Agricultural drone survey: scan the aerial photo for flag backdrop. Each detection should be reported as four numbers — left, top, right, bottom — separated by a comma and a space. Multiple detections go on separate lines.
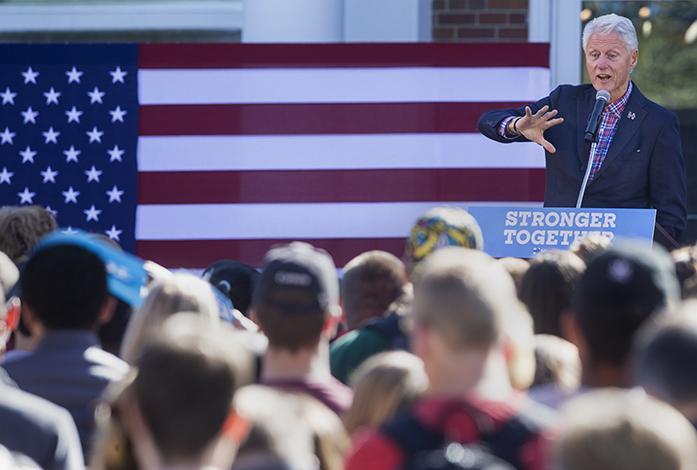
0, 43, 549, 268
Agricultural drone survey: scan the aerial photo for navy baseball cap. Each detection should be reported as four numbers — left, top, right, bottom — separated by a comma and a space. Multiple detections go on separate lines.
254, 242, 338, 315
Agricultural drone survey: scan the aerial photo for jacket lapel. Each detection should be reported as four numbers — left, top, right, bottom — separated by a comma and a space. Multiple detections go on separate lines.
589, 83, 649, 183
576, 87, 596, 172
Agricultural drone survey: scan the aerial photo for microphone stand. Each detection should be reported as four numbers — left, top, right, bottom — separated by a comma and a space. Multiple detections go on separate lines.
576, 141, 597, 208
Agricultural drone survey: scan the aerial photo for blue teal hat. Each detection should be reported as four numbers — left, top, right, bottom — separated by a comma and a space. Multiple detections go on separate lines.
34, 230, 148, 307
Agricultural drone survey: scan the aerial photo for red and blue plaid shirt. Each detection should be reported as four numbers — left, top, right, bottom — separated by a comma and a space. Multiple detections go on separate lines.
498, 82, 633, 181
588, 82, 632, 180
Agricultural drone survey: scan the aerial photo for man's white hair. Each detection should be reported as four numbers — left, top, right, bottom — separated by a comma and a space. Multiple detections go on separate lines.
582, 13, 638, 53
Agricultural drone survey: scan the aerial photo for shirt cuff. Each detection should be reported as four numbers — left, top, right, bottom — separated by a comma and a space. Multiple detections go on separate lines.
498, 116, 520, 140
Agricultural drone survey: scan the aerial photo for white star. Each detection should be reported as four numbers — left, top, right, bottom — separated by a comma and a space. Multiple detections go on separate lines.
40, 166, 58, 183
42, 127, 59, 144
1, 88, 16, 105
106, 185, 124, 203
17, 187, 35, 204
105, 225, 122, 241
0, 167, 13, 184
83, 205, 102, 222
19, 146, 37, 163
45, 206, 57, 217
62, 186, 80, 204
109, 106, 127, 123
108, 145, 124, 162
65, 106, 83, 123
88, 87, 105, 104
63, 145, 80, 162
85, 165, 102, 183
22, 67, 39, 84
86, 126, 103, 143
66, 66, 83, 84
43, 87, 61, 105
21, 107, 38, 124
0, 127, 15, 144
110, 66, 127, 84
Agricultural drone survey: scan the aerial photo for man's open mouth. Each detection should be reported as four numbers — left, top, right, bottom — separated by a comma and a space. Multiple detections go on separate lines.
597, 74, 612, 81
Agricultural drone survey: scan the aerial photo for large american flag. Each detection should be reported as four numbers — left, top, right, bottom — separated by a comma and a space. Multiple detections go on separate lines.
0, 43, 549, 268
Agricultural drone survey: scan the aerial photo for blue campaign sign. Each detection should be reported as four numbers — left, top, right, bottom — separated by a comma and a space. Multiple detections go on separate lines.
467, 206, 656, 258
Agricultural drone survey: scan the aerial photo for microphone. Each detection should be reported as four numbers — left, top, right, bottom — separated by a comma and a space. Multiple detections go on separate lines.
584, 89, 611, 142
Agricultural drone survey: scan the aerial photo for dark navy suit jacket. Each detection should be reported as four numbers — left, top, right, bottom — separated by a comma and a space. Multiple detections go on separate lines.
477, 83, 687, 246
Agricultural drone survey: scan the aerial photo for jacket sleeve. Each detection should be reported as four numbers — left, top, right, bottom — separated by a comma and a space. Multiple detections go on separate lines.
476, 87, 562, 144
649, 111, 687, 243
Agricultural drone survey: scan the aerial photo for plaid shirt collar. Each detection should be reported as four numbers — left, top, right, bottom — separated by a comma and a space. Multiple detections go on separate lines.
604, 81, 633, 118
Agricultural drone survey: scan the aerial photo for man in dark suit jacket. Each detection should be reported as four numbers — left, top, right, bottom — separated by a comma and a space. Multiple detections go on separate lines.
478, 13, 686, 248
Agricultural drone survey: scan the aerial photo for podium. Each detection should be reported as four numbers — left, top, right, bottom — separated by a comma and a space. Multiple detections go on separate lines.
467, 206, 657, 258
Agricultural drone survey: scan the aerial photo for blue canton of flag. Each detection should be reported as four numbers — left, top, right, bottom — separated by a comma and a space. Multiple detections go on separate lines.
0, 45, 138, 253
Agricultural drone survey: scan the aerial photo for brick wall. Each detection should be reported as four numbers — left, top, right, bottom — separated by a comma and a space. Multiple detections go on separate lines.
433, 0, 529, 42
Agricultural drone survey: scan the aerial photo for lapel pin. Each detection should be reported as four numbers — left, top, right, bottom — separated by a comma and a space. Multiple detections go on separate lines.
627, 111, 636, 120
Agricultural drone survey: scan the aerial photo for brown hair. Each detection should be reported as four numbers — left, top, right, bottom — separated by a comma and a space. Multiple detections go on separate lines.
341, 251, 408, 329
0, 206, 57, 263
254, 301, 326, 353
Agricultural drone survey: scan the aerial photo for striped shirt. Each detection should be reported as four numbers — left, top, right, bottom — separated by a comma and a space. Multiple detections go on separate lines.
588, 82, 632, 180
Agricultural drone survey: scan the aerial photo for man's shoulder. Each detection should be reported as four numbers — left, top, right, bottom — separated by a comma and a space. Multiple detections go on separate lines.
0, 384, 75, 435
551, 83, 594, 103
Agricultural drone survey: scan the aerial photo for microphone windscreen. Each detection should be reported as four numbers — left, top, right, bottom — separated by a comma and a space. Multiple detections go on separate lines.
596, 89, 611, 102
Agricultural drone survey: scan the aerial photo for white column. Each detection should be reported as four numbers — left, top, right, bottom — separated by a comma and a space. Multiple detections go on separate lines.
528, 0, 582, 89
243, 0, 344, 42
344, 0, 431, 42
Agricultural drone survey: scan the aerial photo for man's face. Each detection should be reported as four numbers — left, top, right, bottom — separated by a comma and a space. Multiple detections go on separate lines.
585, 32, 638, 102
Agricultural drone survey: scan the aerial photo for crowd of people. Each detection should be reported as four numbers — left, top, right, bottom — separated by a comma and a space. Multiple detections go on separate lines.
1, 203, 697, 470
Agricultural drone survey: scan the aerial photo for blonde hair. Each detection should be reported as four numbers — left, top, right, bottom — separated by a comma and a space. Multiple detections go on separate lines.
413, 247, 518, 351
120, 273, 219, 363
556, 388, 697, 470
532, 334, 581, 391
344, 351, 427, 435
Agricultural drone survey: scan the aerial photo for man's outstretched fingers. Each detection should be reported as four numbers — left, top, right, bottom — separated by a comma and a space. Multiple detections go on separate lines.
533, 105, 549, 118
540, 138, 556, 154
544, 117, 564, 129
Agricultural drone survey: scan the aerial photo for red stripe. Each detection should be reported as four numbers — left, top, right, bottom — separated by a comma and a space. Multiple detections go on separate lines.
136, 238, 408, 268
138, 169, 545, 204
139, 43, 550, 69
139, 102, 524, 136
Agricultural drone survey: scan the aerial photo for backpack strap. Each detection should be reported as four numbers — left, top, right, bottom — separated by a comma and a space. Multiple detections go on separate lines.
363, 313, 410, 351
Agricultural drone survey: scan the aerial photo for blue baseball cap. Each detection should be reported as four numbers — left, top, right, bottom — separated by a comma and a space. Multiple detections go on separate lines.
34, 230, 148, 307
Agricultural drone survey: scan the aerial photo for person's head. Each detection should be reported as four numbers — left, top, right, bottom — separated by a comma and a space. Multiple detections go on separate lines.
0, 251, 19, 353
582, 13, 638, 102
252, 242, 339, 353
531, 334, 581, 391
555, 388, 697, 470
404, 207, 483, 277
520, 250, 585, 337
570, 242, 680, 386
344, 351, 428, 435
632, 302, 697, 423
0, 206, 57, 264
671, 246, 697, 299
495, 257, 529, 298
341, 250, 408, 330
120, 314, 252, 469
120, 273, 220, 363
234, 385, 349, 470
411, 247, 520, 390
202, 260, 260, 316
569, 233, 612, 264
20, 243, 112, 333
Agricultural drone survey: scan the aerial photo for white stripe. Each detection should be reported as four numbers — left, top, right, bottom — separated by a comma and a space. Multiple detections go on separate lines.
138, 133, 545, 171
136, 202, 542, 240
139, 67, 550, 104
